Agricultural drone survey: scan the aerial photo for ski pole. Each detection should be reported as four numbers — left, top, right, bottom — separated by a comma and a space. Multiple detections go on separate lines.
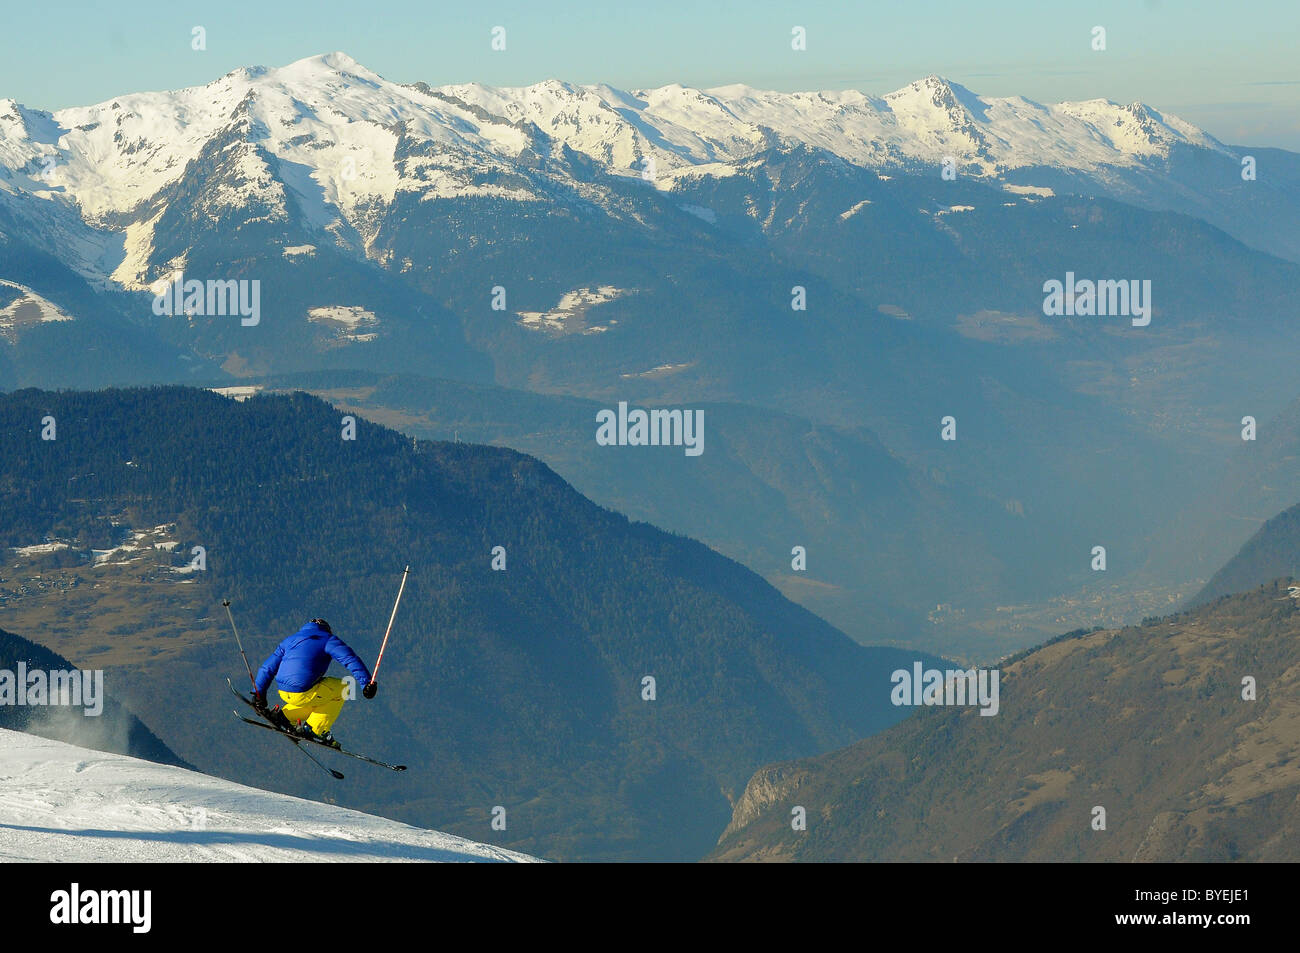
369, 566, 409, 687
222, 599, 258, 691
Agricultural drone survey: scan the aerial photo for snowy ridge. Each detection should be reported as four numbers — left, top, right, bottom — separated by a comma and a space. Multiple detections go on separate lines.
0, 54, 1230, 220
0, 53, 1257, 290
26, 53, 536, 223
0, 729, 537, 862
702, 76, 1228, 175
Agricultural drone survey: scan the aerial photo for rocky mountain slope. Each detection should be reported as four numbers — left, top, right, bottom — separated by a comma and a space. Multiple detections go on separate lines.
711, 581, 1300, 862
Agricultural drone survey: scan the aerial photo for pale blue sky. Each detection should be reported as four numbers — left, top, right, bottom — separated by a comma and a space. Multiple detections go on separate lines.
5, 0, 1297, 148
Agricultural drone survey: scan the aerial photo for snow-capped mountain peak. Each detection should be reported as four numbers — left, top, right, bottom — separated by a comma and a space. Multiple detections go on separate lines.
277, 50, 378, 80
0, 52, 1252, 291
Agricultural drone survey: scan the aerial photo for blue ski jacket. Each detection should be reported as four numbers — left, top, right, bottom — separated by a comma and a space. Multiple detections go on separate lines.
255, 621, 372, 695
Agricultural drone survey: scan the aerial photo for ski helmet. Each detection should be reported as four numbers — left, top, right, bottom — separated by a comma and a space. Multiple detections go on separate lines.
311, 618, 332, 634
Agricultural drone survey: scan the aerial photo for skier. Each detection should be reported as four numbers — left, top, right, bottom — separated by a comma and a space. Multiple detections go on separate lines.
250, 619, 377, 747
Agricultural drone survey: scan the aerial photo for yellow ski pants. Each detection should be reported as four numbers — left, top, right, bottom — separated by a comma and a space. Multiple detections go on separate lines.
278, 676, 347, 734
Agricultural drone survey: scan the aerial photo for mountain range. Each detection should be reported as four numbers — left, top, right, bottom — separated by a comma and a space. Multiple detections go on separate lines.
3, 52, 1296, 272
3, 52, 1298, 660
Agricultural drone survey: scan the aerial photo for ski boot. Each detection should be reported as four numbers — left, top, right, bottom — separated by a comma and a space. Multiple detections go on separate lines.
264, 705, 293, 732
293, 721, 339, 748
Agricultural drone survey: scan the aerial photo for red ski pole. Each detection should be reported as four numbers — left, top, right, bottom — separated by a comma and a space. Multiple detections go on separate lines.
368, 566, 409, 687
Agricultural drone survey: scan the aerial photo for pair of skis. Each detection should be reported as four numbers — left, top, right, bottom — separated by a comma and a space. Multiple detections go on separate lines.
227, 677, 405, 777
222, 566, 410, 780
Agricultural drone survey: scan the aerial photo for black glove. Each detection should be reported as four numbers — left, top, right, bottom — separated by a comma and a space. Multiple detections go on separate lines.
362, 681, 377, 699
250, 690, 267, 712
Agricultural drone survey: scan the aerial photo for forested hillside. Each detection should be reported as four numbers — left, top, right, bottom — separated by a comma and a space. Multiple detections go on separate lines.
0, 386, 940, 860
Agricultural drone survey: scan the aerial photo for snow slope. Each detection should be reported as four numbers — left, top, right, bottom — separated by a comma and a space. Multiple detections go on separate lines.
0, 729, 536, 862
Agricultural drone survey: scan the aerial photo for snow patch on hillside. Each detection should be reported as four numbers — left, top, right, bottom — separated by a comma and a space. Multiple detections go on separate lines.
1003, 184, 1054, 198
621, 361, 694, 379
209, 385, 262, 400
10, 542, 71, 557
308, 304, 374, 328
8, 524, 188, 573
308, 305, 378, 343
518, 286, 628, 336
840, 199, 872, 220
88, 525, 182, 567
680, 203, 716, 223
0, 279, 74, 340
